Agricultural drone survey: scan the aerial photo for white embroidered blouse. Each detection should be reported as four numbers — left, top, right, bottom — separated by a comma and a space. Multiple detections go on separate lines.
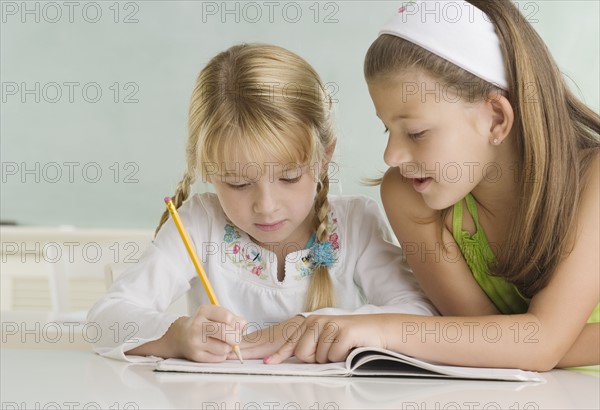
87, 193, 437, 361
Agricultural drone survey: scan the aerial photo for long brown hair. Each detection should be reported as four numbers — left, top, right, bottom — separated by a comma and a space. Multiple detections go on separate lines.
156, 44, 337, 310
364, 0, 599, 297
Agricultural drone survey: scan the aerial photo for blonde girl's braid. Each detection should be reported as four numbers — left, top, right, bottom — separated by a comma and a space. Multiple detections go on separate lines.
304, 172, 335, 311
154, 171, 196, 237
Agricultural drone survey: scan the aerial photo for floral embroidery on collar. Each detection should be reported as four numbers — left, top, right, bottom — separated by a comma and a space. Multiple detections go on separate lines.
223, 224, 268, 280
222, 212, 340, 281
293, 212, 340, 280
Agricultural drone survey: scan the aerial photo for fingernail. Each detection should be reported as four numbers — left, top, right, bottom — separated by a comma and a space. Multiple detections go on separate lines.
263, 356, 271, 364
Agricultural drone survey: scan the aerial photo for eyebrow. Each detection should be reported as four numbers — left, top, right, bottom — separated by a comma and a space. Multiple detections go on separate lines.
215, 161, 311, 177
375, 112, 415, 121
220, 167, 306, 179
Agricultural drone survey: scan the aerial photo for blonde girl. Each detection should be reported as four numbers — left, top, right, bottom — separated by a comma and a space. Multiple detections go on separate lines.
268, 1, 599, 370
88, 43, 436, 362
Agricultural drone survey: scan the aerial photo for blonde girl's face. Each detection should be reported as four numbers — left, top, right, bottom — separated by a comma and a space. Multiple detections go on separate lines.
368, 71, 498, 210
210, 158, 318, 250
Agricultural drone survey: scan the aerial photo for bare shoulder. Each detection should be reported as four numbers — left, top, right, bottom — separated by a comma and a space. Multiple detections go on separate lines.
380, 167, 444, 252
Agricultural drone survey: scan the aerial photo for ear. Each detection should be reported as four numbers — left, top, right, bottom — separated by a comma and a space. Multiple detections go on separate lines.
486, 93, 514, 145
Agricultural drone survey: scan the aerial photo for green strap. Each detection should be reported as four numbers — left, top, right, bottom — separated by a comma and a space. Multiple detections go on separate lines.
465, 193, 482, 229
453, 194, 529, 314
452, 198, 464, 248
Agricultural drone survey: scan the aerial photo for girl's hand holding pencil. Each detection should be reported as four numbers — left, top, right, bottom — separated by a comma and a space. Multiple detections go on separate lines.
173, 305, 247, 363
164, 197, 245, 363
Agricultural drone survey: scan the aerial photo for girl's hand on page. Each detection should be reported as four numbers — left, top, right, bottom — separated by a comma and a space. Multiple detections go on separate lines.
226, 315, 305, 360
265, 315, 388, 364
176, 304, 246, 363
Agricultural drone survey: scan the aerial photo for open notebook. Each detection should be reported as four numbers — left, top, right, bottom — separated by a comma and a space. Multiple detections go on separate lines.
155, 346, 545, 382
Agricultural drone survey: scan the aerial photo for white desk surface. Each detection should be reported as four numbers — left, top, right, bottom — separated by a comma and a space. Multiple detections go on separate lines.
1, 348, 598, 410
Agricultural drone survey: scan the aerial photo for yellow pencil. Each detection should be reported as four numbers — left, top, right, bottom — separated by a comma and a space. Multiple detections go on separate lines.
164, 196, 244, 364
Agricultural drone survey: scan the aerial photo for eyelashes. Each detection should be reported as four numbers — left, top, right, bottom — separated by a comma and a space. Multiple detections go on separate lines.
383, 127, 427, 140
281, 176, 302, 184
226, 183, 250, 190
226, 176, 302, 190
408, 131, 426, 140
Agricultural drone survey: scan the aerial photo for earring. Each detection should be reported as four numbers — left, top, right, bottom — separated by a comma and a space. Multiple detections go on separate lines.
492, 138, 501, 146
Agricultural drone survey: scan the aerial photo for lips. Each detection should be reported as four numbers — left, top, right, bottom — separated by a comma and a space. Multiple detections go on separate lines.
255, 220, 286, 232
412, 177, 433, 193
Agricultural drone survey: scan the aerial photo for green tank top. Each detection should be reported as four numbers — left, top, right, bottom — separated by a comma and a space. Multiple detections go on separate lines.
452, 193, 599, 323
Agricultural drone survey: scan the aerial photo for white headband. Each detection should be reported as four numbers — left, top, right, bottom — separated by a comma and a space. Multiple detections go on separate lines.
379, 0, 509, 90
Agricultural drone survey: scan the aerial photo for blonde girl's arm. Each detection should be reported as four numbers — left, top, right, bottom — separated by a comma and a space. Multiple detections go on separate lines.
86, 241, 191, 362
87, 195, 245, 362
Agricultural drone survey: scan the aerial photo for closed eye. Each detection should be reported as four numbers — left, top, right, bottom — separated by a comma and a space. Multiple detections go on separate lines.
226, 183, 250, 190
281, 176, 302, 184
408, 131, 427, 140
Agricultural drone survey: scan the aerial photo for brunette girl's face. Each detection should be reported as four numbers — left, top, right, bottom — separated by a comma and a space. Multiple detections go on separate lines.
368, 70, 500, 210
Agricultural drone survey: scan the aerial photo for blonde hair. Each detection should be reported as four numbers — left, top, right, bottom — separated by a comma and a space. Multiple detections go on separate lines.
364, 0, 600, 297
156, 44, 337, 311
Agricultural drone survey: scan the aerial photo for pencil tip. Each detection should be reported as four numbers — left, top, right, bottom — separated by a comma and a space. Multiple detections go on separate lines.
233, 346, 244, 364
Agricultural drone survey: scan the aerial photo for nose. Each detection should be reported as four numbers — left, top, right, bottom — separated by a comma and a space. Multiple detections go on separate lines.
383, 134, 411, 168
252, 183, 279, 215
